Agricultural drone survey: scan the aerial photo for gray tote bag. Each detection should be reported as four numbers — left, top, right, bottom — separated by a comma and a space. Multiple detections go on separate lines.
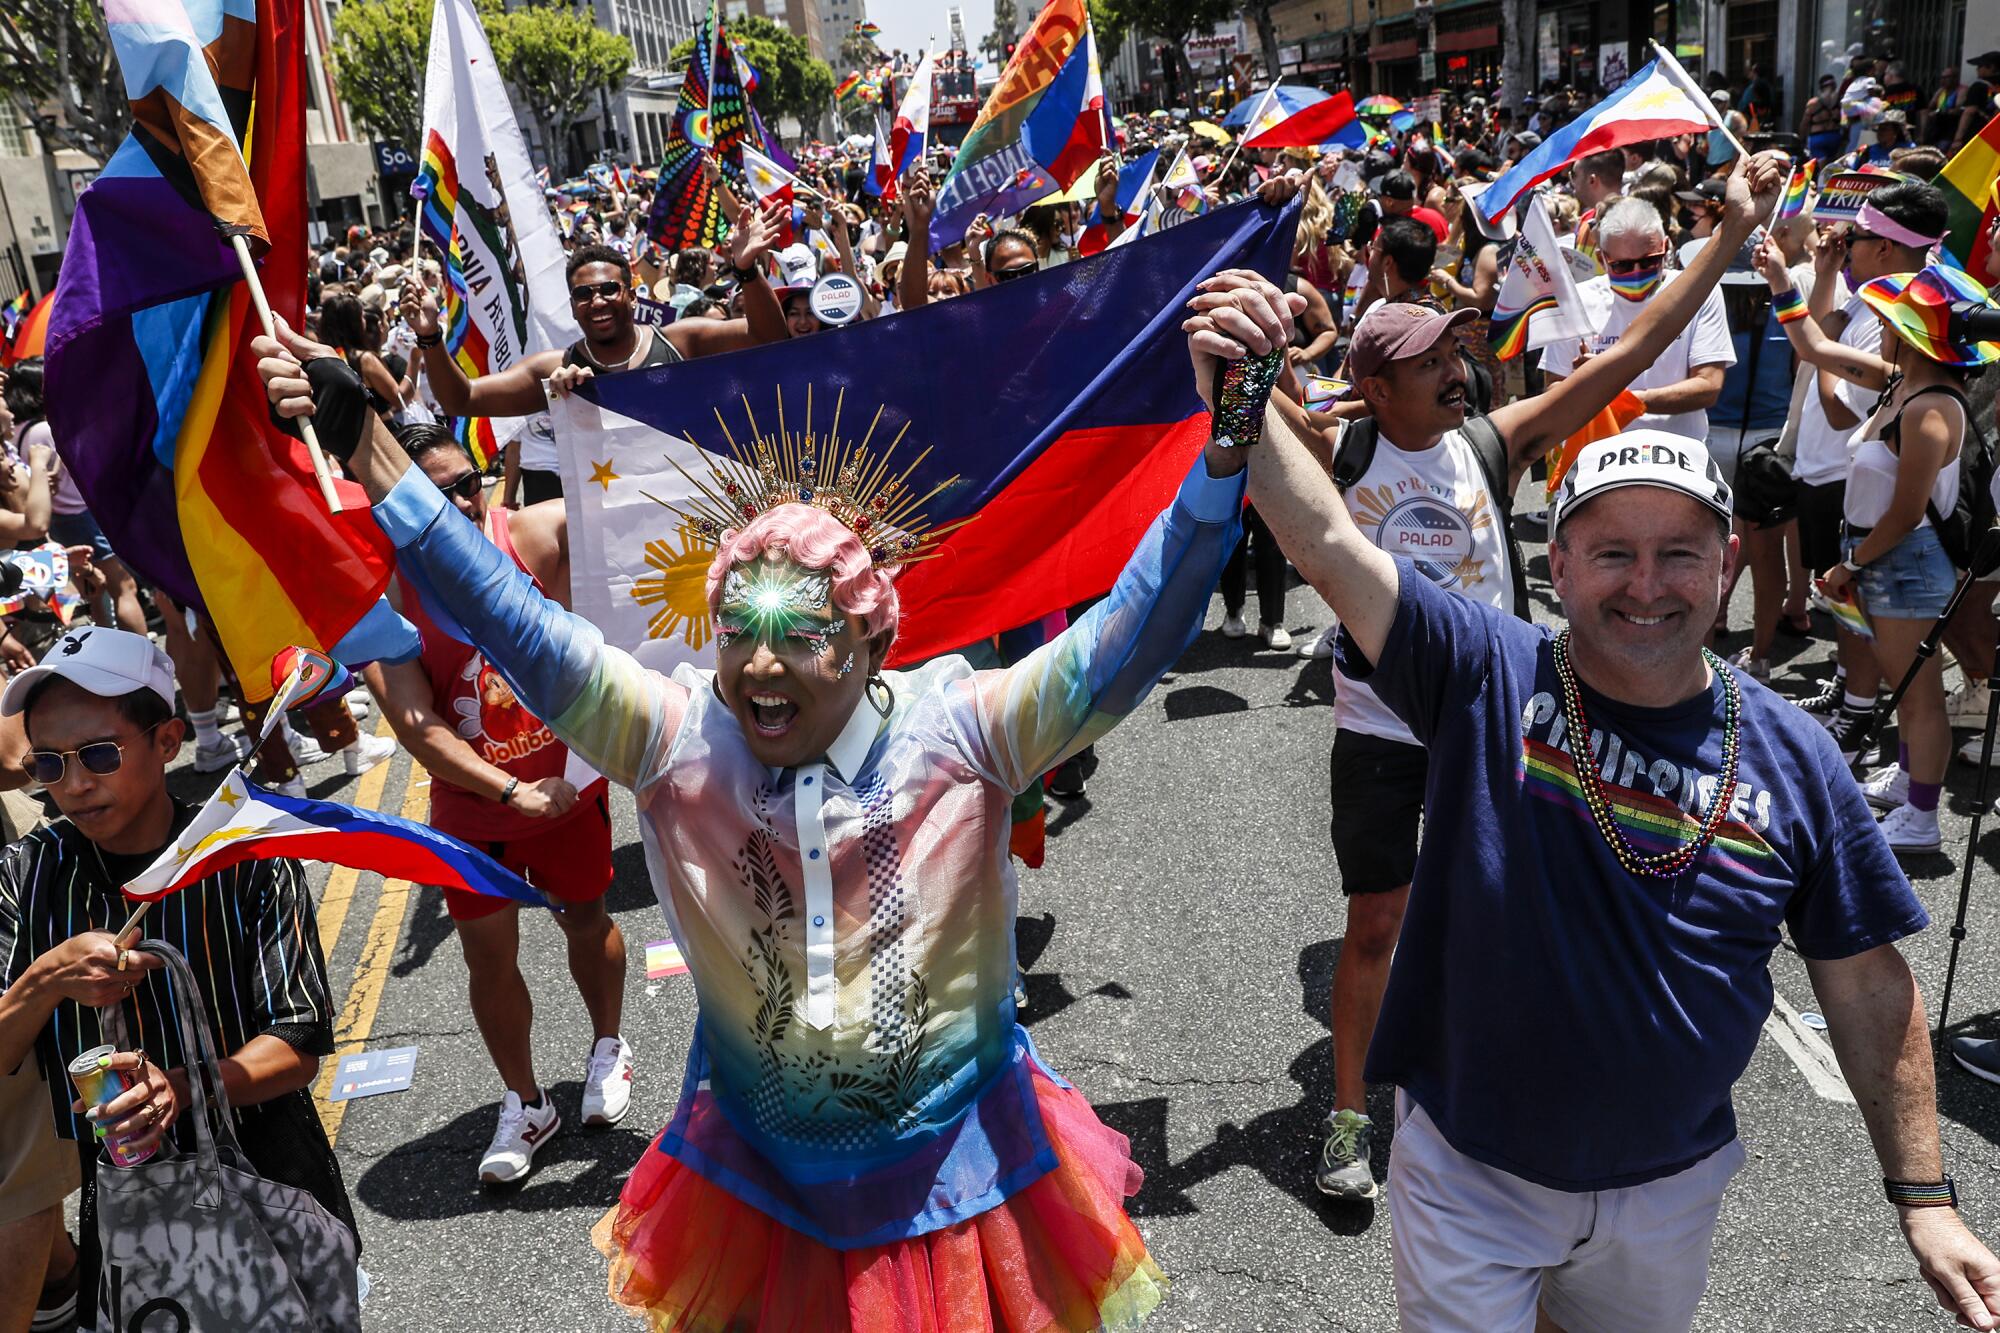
94, 941, 360, 1332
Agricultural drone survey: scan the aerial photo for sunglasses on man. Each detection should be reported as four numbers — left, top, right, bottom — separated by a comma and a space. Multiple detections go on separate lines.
1603, 249, 1669, 276
569, 280, 625, 304
28, 719, 168, 786
437, 472, 482, 502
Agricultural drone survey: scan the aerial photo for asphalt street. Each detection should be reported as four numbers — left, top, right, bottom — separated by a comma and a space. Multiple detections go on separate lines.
227, 528, 2000, 1333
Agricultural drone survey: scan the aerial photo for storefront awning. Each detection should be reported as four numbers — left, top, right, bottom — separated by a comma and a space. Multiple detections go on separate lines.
1369, 37, 1420, 62
1435, 25, 1499, 53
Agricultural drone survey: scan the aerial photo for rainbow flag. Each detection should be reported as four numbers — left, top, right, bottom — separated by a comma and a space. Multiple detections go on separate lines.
855, 19, 879, 36
44, 0, 406, 702
649, 9, 751, 248
1935, 114, 2000, 277
1775, 158, 1816, 223
1813, 585, 1872, 640
835, 71, 863, 100
0, 290, 28, 341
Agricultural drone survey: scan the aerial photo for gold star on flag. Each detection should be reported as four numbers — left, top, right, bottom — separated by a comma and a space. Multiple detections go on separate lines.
589, 460, 620, 491
216, 782, 242, 809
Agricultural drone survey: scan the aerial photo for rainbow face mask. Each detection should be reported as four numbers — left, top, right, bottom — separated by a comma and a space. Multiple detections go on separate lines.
1609, 262, 1665, 302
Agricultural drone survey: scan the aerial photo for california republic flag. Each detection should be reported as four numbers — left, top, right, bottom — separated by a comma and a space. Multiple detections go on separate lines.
417, 0, 576, 464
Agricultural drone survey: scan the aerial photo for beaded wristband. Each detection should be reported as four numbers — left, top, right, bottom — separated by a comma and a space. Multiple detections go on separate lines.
1885, 1177, 1957, 1209
1210, 349, 1287, 449
1772, 286, 1808, 324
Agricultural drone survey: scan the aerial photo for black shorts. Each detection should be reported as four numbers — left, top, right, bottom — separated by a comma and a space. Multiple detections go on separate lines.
1794, 478, 1847, 574
1329, 730, 1428, 896
520, 467, 564, 506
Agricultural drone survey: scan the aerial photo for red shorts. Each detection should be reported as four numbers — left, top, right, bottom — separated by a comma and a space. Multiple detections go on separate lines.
440, 787, 615, 921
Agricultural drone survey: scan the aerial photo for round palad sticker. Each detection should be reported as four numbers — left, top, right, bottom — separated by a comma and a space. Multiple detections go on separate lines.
810, 272, 866, 326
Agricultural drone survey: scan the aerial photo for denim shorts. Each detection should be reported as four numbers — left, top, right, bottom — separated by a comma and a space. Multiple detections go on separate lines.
47, 510, 115, 565
1846, 526, 1957, 621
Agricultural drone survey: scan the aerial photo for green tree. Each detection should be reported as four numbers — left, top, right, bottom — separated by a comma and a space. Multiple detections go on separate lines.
1091, 0, 1231, 106
489, 1, 632, 175
329, 0, 434, 154
980, 0, 1016, 65
671, 15, 835, 137
0, 0, 128, 162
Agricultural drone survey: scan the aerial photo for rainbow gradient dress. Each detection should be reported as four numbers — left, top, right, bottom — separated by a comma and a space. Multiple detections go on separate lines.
374, 454, 1247, 1330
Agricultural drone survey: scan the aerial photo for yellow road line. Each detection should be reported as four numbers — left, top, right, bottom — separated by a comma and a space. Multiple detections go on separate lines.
316, 758, 429, 1143
314, 715, 396, 962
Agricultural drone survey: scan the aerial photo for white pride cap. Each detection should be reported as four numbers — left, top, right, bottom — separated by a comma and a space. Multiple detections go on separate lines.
0, 627, 176, 718
1551, 429, 1734, 539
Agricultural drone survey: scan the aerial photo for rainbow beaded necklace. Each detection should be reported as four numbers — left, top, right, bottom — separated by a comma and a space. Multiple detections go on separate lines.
1550, 630, 1742, 880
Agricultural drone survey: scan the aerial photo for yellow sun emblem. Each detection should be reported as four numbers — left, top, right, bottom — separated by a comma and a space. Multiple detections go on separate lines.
631, 520, 717, 650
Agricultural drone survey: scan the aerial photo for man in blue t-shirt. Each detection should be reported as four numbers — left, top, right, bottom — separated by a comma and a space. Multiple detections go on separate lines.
1183, 273, 2000, 1332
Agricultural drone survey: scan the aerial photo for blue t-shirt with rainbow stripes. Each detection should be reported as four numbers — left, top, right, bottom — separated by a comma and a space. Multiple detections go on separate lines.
1337, 562, 1926, 1192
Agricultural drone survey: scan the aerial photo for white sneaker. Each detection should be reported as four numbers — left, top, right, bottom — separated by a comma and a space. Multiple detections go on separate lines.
342, 731, 397, 777
277, 776, 308, 799
290, 733, 329, 765
1859, 764, 1909, 812
345, 687, 371, 720
1220, 614, 1248, 638
1297, 625, 1338, 659
1260, 624, 1293, 652
1959, 733, 2000, 766
192, 733, 247, 774
479, 1089, 560, 1185
581, 1036, 634, 1126
1876, 803, 1942, 854
1949, 681, 1992, 729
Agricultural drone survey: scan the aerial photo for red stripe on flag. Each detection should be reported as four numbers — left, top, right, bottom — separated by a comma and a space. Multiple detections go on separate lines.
1245, 91, 1357, 149
887, 414, 1209, 666
128, 826, 504, 901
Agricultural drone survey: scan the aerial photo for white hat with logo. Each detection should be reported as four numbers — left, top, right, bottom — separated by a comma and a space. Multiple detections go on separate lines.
1, 628, 177, 717
1550, 430, 1734, 539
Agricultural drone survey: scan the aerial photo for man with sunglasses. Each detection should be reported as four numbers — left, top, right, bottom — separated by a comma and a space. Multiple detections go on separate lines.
0, 626, 353, 1310
402, 198, 791, 507
1540, 195, 1735, 446
359, 423, 626, 1187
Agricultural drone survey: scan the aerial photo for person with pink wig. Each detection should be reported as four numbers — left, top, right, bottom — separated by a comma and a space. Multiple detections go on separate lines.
251, 271, 1303, 1330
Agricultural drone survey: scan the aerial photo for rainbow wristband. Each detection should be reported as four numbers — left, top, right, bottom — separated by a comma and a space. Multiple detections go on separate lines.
1884, 1176, 1957, 1209
1773, 286, 1808, 324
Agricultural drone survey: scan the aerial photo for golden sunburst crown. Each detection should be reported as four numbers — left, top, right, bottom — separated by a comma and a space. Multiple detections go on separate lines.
660, 386, 968, 570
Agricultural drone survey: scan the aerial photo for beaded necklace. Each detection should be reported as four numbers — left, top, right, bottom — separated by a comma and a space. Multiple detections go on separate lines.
1551, 630, 1742, 880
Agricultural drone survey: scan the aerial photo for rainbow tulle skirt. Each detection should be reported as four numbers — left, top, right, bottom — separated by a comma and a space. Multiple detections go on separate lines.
593, 1067, 1167, 1332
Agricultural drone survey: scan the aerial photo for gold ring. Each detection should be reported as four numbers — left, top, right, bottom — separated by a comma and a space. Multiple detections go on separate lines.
145, 1103, 159, 1125
115, 948, 128, 973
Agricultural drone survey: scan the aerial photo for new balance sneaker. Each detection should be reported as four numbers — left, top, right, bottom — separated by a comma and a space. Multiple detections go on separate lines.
1952, 1036, 2000, 1085
1876, 803, 1942, 855
1727, 648, 1771, 683
1823, 707, 1873, 765
1859, 764, 1910, 812
1949, 681, 1993, 730
342, 731, 397, 778
480, 1089, 560, 1185
1220, 614, 1248, 639
581, 1036, 634, 1127
1314, 1107, 1378, 1201
1260, 624, 1293, 652
192, 733, 248, 774
1297, 625, 1338, 660
1797, 673, 1846, 718
1961, 733, 2000, 766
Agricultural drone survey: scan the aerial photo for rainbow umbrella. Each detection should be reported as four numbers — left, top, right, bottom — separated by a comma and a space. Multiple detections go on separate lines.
1356, 95, 1404, 116
2, 292, 53, 365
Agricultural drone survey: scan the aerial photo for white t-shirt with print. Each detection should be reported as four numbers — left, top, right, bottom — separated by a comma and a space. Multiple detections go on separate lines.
1537, 269, 1737, 442
1330, 423, 1514, 746
1791, 292, 1883, 487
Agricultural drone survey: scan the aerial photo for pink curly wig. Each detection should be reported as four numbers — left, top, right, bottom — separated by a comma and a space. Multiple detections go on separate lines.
704, 503, 901, 643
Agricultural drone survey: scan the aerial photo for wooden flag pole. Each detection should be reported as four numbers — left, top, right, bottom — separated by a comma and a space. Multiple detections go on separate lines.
1647, 40, 1750, 162
230, 234, 344, 514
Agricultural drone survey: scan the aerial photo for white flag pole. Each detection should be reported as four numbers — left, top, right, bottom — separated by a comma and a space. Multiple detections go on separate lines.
1216, 78, 1281, 180
1647, 39, 1748, 161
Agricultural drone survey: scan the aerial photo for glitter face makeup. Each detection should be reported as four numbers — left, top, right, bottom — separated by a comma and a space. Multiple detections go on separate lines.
715, 560, 839, 659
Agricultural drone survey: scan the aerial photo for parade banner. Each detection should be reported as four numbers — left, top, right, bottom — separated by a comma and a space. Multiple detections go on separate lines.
418, 0, 577, 467
46, 0, 407, 700
1810, 169, 1910, 223
929, 0, 1107, 249
555, 200, 1300, 670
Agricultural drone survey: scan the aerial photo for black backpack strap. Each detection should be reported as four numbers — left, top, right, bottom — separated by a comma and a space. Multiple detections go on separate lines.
1330, 417, 1379, 493
1459, 414, 1534, 622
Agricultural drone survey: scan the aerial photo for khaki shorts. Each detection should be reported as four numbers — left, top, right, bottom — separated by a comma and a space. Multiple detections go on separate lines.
0, 1056, 79, 1226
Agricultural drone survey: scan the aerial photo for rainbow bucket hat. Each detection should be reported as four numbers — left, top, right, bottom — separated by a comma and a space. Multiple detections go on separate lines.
1855, 263, 2000, 368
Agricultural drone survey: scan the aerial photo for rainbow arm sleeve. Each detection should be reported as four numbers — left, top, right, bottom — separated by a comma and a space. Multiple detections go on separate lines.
374, 468, 677, 790
962, 457, 1245, 794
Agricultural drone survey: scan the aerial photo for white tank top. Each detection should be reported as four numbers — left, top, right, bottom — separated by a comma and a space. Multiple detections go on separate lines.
1842, 388, 1966, 530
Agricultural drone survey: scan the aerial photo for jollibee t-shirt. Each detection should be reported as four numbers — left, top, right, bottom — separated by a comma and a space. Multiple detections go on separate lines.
1337, 565, 1926, 1191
